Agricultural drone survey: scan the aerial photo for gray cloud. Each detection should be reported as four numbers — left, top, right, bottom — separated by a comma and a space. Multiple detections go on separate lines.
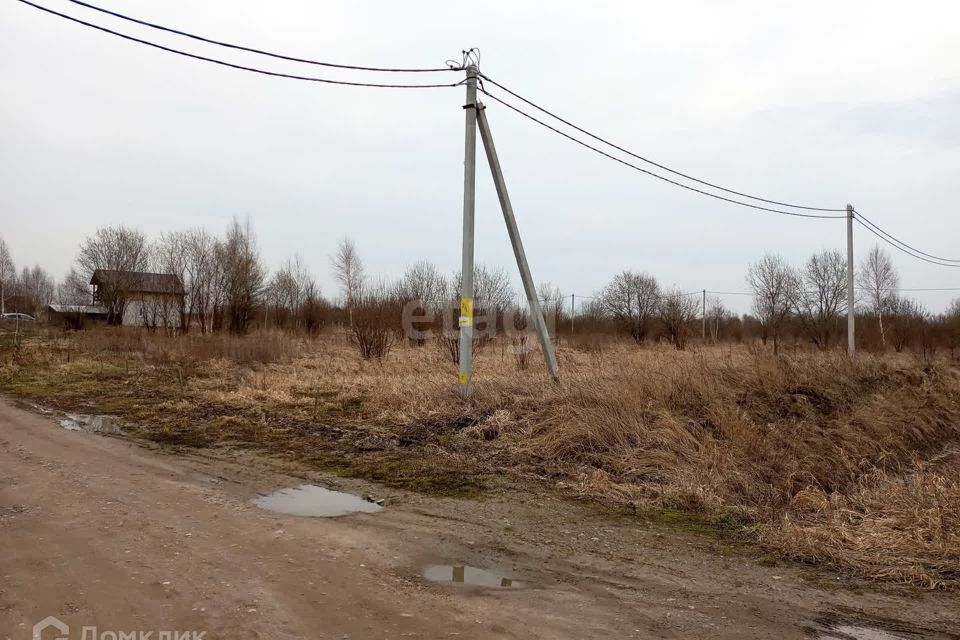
1, 0, 958, 314
751, 89, 960, 147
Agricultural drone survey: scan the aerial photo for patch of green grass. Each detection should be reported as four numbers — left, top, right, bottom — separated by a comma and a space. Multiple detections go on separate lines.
299, 447, 486, 498
651, 509, 720, 536
714, 507, 756, 530
799, 571, 842, 591
757, 553, 781, 567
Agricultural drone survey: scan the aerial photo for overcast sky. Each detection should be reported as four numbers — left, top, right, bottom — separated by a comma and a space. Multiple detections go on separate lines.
2, 0, 958, 313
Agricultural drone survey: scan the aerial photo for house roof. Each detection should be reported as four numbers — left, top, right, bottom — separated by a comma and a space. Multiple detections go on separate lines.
89, 270, 185, 295
48, 304, 109, 315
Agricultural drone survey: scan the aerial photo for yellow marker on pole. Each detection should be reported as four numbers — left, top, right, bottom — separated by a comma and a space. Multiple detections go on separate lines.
459, 297, 473, 327
458, 298, 473, 387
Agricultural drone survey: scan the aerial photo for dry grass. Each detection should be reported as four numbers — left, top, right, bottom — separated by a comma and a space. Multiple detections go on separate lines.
762, 460, 960, 588
2, 328, 959, 587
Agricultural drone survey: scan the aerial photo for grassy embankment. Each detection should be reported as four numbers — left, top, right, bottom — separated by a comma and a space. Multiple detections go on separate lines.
1, 327, 958, 588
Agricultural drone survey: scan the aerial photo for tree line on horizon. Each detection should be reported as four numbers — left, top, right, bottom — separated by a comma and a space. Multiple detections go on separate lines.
1, 221, 958, 360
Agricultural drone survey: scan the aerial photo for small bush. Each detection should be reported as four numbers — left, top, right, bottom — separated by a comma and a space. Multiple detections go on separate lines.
511, 334, 531, 370
350, 296, 397, 360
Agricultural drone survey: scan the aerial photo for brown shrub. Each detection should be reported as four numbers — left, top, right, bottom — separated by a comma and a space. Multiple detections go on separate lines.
350, 297, 397, 360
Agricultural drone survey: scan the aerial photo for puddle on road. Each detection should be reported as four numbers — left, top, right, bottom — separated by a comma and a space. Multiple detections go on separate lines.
816, 624, 908, 640
250, 484, 382, 518
58, 414, 121, 434
422, 565, 523, 588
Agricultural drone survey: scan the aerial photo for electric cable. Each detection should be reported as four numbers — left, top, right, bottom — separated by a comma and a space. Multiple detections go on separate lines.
853, 218, 960, 268
479, 73, 846, 213
62, 0, 460, 73
479, 89, 845, 219
14, 0, 462, 89
18, 0, 960, 274
854, 210, 960, 263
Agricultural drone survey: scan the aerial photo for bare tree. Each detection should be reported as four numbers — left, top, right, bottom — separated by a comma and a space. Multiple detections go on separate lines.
945, 298, 960, 360
476, 265, 515, 319
300, 277, 329, 335
452, 265, 515, 315
888, 296, 926, 353
15, 265, 55, 316
791, 249, 848, 350
267, 254, 314, 329
153, 231, 190, 333
182, 229, 219, 334
949, 298, 960, 319
53, 268, 96, 329
0, 236, 16, 315
396, 260, 447, 312
75, 226, 150, 325
707, 296, 727, 341
538, 281, 566, 335
746, 253, 792, 353
857, 245, 899, 348
331, 237, 365, 324
210, 239, 230, 333
220, 218, 264, 334
395, 260, 447, 345
450, 265, 516, 340
598, 270, 661, 343
658, 289, 699, 350
56, 269, 91, 306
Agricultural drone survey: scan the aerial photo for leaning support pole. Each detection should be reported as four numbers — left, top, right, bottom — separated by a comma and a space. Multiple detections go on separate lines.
476, 103, 560, 381
846, 203, 856, 357
457, 64, 479, 397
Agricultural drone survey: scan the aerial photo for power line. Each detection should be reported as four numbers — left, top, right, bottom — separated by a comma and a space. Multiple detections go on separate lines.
63, 0, 459, 73
15, 0, 461, 89
854, 210, 960, 263
18, 2, 960, 276
853, 218, 960, 268
479, 73, 846, 214
882, 287, 960, 292
710, 291, 752, 297
570, 290, 705, 301
479, 89, 845, 220
708, 287, 960, 296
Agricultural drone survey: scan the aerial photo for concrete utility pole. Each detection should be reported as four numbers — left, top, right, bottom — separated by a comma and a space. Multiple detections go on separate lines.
457, 64, 479, 397
702, 289, 706, 341
846, 203, 856, 357
476, 103, 560, 382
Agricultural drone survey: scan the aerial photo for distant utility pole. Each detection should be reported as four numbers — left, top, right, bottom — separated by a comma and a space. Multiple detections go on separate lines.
457, 64, 479, 397
846, 203, 856, 357
570, 293, 575, 335
476, 103, 560, 382
702, 289, 706, 341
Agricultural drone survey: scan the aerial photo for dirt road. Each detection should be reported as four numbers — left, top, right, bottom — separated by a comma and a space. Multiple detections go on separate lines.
1, 398, 957, 639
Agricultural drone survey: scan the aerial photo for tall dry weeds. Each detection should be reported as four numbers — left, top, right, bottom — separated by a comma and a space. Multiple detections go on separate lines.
5, 329, 960, 586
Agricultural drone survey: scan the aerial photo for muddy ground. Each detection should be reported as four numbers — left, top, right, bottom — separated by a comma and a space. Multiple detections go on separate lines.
1, 398, 958, 639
